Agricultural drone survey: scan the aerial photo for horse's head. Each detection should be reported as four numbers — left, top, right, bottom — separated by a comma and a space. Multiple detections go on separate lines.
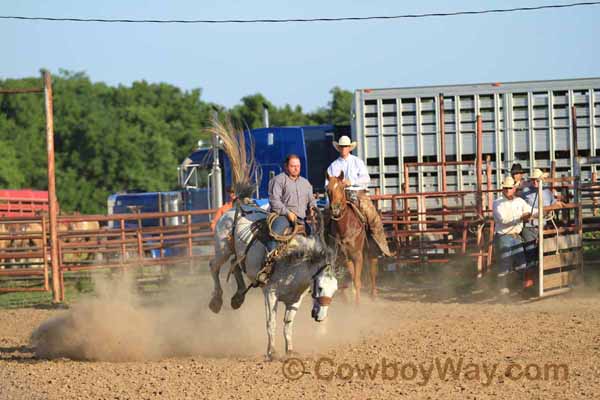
311, 263, 338, 322
326, 172, 347, 219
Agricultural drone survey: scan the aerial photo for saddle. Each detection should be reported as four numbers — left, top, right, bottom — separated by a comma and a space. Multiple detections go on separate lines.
229, 203, 307, 285
254, 214, 309, 285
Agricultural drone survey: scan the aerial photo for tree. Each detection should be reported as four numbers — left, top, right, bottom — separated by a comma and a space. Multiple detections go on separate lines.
0, 70, 354, 214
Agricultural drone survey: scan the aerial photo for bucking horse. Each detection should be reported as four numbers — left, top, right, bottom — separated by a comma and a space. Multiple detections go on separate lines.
206, 118, 338, 361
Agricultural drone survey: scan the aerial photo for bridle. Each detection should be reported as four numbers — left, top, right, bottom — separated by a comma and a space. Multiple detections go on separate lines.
311, 264, 333, 306
328, 179, 348, 222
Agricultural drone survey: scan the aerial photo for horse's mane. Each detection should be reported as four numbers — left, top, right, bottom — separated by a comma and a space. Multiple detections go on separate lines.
282, 235, 325, 264
207, 117, 259, 200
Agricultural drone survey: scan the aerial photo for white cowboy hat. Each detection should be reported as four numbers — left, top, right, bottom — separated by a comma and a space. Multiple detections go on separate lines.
501, 175, 516, 189
333, 135, 357, 152
531, 168, 549, 180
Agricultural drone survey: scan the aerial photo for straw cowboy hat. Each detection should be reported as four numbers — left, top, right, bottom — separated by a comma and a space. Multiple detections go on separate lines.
333, 135, 357, 152
531, 168, 549, 180
501, 175, 516, 189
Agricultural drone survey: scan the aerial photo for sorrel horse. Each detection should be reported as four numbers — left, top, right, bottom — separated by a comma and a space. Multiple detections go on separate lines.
326, 172, 379, 304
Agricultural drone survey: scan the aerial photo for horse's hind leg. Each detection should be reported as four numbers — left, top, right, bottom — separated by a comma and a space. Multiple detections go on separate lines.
368, 256, 379, 299
230, 265, 247, 310
208, 251, 230, 313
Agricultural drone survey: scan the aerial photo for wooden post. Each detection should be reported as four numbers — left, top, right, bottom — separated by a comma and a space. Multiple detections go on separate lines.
43, 71, 61, 303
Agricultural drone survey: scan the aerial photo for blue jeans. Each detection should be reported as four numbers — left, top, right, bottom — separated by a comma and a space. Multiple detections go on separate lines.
521, 226, 538, 270
495, 233, 526, 276
266, 216, 290, 252
265, 215, 311, 252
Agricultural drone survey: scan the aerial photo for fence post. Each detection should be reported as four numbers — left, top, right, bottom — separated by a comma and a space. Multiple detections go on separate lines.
120, 219, 127, 263
537, 177, 544, 297
43, 71, 61, 303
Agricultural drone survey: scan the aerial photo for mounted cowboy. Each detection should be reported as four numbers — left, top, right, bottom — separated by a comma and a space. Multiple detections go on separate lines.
260, 154, 318, 283
207, 118, 338, 360
325, 135, 394, 258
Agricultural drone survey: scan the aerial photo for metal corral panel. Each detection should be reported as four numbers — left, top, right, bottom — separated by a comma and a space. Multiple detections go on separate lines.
352, 78, 600, 195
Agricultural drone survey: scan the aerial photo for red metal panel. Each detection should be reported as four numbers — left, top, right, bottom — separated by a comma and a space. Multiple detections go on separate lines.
0, 189, 50, 217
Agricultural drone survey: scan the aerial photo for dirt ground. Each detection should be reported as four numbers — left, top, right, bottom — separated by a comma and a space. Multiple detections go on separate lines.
1, 272, 599, 400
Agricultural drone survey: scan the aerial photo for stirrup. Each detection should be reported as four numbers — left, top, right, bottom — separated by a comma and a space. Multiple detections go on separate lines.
256, 270, 269, 286
256, 249, 277, 285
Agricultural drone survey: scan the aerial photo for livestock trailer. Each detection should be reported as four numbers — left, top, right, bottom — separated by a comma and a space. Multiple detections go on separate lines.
352, 78, 600, 199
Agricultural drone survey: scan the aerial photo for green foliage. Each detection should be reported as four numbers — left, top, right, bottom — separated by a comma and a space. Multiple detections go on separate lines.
0, 71, 352, 214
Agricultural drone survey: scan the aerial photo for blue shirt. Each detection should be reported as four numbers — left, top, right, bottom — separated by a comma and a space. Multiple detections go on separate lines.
520, 185, 555, 226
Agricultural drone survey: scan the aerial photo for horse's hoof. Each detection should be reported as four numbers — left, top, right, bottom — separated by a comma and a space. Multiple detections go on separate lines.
285, 350, 300, 358
209, 296, 223, 314
230, 292, 246, 310
265, 351, 278, 362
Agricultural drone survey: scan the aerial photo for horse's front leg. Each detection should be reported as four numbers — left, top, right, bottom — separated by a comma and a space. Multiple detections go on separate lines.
263, 289, 278, 361
368, 256, 379, 299
208, 251, 230, 313
231, 265, 247, 310
342, 258, 355, 304
351, 251, 363, 305
283, 299, 303, 355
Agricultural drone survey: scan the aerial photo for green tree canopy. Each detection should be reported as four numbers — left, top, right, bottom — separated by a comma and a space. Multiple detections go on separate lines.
0, 71, 352, 213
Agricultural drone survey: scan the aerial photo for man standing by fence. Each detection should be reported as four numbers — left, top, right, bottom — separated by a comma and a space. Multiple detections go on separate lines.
519, 169, 564, 285
493, 176, 537, 295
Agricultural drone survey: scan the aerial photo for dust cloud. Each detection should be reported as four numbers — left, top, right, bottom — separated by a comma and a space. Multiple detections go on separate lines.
31, 268, 395, 362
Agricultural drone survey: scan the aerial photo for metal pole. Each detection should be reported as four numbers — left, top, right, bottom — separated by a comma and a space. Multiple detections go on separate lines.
439, 94, 448, 237
537, 176, 544, 298
263, 104, 270, 128
476, 115, 483, 218
43, 71, 61, 303
439, 94, 447, 193
211, 111, 223, 210
571, 105, 578, 171
486, 156, 494, 270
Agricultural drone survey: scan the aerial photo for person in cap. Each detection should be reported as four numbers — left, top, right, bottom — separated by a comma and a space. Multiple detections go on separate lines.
510, 163, 527, 194
520, 168, 561, 210
492, 175, 538, 294
325, 135, 394, 257
519, 169, 564, 281
210, 186, 237, 232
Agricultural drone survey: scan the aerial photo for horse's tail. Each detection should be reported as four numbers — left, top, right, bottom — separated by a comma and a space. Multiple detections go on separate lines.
207, 116, 259, 200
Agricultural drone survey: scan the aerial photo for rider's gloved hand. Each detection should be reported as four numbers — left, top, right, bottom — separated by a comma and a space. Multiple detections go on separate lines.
287, 212, 297, 223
